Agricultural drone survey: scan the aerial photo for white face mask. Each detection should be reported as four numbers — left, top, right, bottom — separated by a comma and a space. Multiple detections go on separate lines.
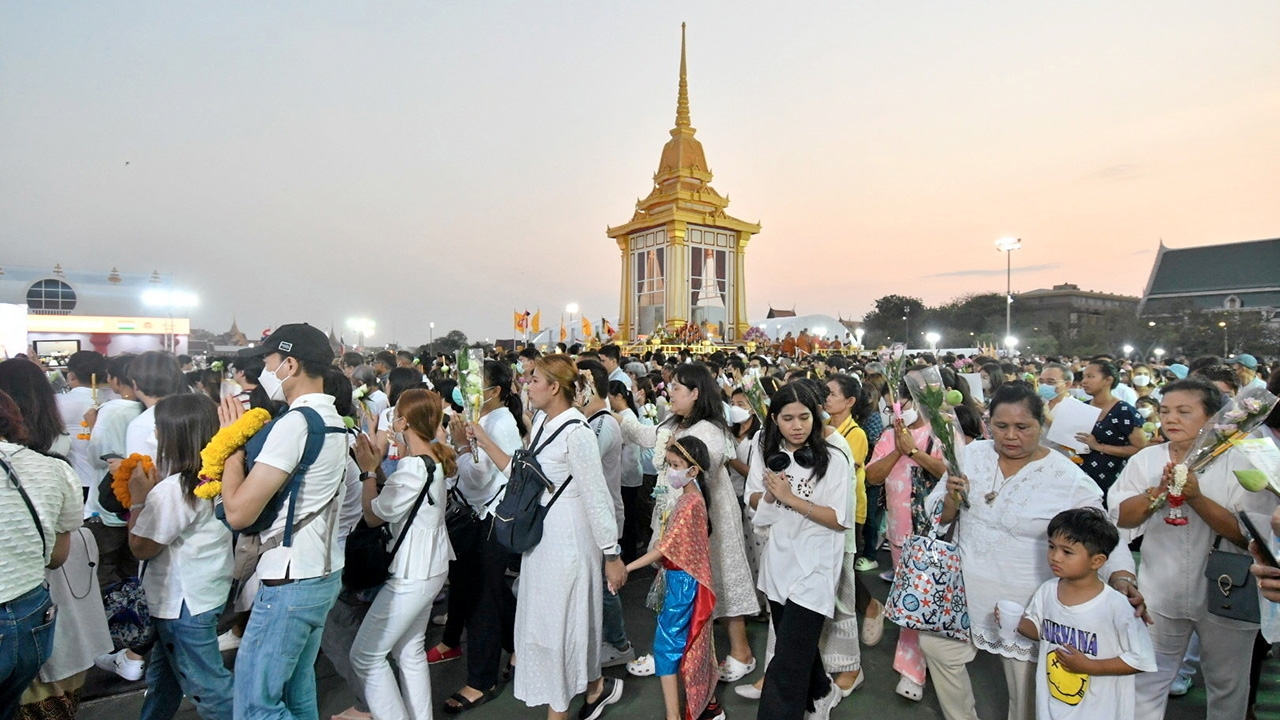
667, 467, 695, 489
258, 362, 289, 402
1138, 406, 1154, 419
900, 408, 919, 427
1132, 375, 1151, 387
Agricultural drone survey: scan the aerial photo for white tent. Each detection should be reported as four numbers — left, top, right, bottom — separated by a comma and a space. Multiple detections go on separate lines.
749, 314, 850, 342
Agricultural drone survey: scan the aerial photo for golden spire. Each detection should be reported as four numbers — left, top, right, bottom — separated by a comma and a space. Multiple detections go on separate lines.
673, 22, 692, 133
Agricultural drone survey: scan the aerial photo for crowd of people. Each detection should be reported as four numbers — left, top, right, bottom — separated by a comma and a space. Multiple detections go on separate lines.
1, 320, 1278, 720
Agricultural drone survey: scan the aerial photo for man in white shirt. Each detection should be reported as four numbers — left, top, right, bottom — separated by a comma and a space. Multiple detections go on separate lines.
1228, 353, 1268, 392
56, 351, 108, 488
577, 359, 634, 667
600, 344, 632, 391
222, 323, 348, 718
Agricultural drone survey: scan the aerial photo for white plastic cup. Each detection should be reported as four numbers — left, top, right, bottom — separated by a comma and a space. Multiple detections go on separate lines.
996, 601, 1025, 642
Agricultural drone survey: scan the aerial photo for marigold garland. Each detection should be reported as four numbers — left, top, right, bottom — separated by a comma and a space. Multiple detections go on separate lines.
194, 408, 273, 500
111, 454, 155, 509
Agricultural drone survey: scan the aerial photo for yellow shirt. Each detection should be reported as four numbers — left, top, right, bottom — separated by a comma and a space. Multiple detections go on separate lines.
831, 415, 868, 524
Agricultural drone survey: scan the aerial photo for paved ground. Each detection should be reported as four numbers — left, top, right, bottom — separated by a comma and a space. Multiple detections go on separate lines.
80, 552, 1263, 719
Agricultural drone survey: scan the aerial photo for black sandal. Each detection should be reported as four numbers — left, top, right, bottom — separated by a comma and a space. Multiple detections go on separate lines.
443, 687, 500, 715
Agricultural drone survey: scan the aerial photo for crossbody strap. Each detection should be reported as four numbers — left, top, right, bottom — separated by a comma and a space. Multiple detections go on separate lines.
388, 456, 437, 561
281, 407, 347, 548
530, 418, 588, 457
0, 453, 47, 557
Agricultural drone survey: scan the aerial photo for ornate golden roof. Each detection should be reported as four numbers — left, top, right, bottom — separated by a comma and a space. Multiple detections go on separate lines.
608, 24, 760, 239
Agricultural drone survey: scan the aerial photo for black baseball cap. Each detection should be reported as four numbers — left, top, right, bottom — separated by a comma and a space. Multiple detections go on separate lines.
238, 323, 335, 365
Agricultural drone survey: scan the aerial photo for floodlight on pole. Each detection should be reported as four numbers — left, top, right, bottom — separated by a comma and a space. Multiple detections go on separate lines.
995, 237, 1022, 356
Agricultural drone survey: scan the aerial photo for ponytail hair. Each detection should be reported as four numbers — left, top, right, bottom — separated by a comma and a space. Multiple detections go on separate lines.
396, 389, 458, 478
485, 359, 528, 437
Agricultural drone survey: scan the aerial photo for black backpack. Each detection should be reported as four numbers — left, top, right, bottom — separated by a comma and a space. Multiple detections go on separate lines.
491, 416, 587, 553
343, 456, 437, 591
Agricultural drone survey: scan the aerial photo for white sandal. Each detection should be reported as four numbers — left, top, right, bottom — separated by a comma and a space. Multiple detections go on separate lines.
895, 675, 924, 702
718, 655, 757, 683
626, 654, 655, 677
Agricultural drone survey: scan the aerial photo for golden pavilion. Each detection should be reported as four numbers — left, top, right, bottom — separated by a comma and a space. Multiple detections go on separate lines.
607, 24, 761, 343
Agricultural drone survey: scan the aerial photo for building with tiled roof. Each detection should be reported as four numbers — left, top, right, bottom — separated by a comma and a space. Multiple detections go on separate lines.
1138, 237, 1280, 321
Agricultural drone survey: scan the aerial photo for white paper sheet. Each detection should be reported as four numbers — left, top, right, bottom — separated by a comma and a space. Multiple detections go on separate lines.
959, 373, 984, 404
1044, 398, 1103, 454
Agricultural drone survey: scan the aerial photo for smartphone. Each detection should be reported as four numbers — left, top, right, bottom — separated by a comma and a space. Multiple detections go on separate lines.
1236, 507, 1280, 568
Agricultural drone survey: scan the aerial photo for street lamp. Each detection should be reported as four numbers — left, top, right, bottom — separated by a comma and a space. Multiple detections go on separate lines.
902, 308, 910, 344
1154, 348, 1165, 362
1218, 321, 1228, 356
854, 327, 865, 350
1003, 335, 1018, 356
566, 303, 579, 344
995, 237, 1022, 356
1122, 344, 1134, 358
925, 332, 941, 353
429, 321, 435, 356
347, 318, 375, 350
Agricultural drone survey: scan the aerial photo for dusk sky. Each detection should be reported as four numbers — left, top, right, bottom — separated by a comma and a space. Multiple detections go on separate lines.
3, 2, 1277, 345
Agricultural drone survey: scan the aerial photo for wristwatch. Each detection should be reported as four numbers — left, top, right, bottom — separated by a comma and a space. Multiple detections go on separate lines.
908, 448, 919, 457
604, 543, 622, 562
360, 471, 376, 481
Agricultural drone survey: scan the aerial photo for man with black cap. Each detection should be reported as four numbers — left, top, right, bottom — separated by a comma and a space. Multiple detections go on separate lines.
221, 323, 349, 718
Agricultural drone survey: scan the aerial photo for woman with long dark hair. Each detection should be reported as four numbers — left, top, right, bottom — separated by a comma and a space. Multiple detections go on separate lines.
437, 359, 527, 712
0, 359, 68, 456
126, 393, 234, 720
618, 363, 761, 682
752, 382, 851, 720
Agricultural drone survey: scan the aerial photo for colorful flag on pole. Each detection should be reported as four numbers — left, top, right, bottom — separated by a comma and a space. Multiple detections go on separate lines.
531, 310, 541, 333
559, 316, 567, 343
603, 318, 616, 337
581, 316, 594, 339
513, 311, 528, 333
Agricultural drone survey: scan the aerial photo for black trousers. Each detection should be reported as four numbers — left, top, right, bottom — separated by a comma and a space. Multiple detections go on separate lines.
448, 516, 518, 691
621, 485, 643, 563
758, 600, 831, 720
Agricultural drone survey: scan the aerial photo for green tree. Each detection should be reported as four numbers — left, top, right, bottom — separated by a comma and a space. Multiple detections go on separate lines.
862, 295, 928, 345
434, 330, 469, 355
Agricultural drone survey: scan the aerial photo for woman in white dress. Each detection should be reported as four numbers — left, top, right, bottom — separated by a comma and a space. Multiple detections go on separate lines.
617, 363, 761, 682
1109, 377, 1276, 720
350, 389, 456, 720
469, 355, 627, 720
921, 383, 1145, 720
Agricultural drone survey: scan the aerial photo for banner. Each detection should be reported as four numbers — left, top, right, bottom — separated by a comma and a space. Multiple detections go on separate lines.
560, 316, 567, 343
531, 310, 542, 333
513, 311, 529, 333
581, 316, 594, 340
603, 318, 616, 338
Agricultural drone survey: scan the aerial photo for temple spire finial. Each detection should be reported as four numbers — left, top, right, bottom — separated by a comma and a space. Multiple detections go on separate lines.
674, 23, 692, 131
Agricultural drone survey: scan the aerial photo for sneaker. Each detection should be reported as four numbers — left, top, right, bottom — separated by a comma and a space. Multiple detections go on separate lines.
217, 629, 242, 652
734, 683, 762, 700
878, 570, 895, 583
697, 699, 725, 720
718, 655, 756, 683
600, 642, 636, 668
578, 677, 623, 720
95, 649, 144, 682
804, 683, 841, 720
1169, 673, 1193, 697
854, 557, 878, 572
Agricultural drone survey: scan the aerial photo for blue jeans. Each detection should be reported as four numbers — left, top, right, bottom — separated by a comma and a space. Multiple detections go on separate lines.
602, 578, 629, 650
234, 573, 342, 720
0, 585, 55, 720
142, 602, 234, 720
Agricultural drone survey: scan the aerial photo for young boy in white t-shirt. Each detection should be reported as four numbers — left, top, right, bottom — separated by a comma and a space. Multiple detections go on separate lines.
1006, 507, 1156, 720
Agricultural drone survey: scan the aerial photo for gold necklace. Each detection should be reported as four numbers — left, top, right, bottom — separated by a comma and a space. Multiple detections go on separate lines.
985, 457, 1033, 504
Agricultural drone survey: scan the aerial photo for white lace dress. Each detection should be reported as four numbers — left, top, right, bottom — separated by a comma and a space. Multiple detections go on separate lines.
506, 409, 618, 712
925, 441, 1136, 662
620, 417, 760, 618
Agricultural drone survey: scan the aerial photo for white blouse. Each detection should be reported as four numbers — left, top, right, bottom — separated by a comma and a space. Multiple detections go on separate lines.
131, 475, 233, 619
927, 441, 1136, 662
372, 456, 455, 580
753, 446, 851, 617
1108, 444, 1276, 622
455, 407, 523, 518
